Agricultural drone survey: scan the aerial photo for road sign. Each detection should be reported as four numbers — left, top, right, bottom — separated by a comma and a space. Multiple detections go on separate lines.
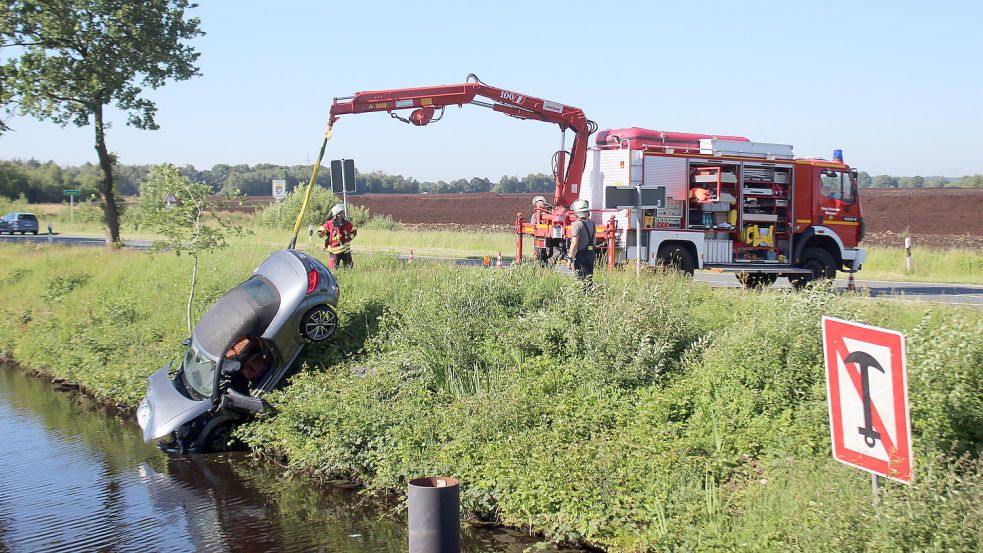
330, 159, 357, 193
272, 179, 287, 200
63, 189, 81, 197
822, 316, 912, 483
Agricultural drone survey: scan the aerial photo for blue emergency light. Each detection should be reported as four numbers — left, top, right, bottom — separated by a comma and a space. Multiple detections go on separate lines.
833, 149, 843, 162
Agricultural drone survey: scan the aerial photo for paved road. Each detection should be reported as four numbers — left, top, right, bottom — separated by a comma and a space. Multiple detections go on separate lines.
399, 254, 983, 307
0, 233, 153, 249
693, 271, 983, 306
4, 235, 979, 306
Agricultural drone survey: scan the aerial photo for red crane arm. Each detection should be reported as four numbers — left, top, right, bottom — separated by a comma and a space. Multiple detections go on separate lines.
328, 74, 595, 207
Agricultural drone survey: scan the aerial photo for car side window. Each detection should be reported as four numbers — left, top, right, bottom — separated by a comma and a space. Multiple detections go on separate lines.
819, 170, 856, 203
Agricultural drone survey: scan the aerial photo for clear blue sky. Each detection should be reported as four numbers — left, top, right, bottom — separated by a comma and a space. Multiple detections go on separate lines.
2, 1, 981, 181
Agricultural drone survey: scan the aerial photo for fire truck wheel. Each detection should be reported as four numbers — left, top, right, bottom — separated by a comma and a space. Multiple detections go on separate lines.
790, 247, 836, 289
737, 272, 778, 289
656, 244, 695, 276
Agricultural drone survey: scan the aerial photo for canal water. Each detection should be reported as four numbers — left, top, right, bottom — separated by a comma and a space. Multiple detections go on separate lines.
0, 365, 568, 552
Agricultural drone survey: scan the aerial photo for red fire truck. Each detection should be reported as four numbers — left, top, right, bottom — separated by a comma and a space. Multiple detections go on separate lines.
566, 127, 866, 287
328, 75, 865, 287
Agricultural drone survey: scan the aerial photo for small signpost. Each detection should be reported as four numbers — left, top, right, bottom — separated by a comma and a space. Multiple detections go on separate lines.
822, 316, 912, 504
64, 189, 80, 224
272, 179, 287, 228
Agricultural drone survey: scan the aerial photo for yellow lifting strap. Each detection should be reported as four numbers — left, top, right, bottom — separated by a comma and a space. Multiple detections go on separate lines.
288, 123, 333, 250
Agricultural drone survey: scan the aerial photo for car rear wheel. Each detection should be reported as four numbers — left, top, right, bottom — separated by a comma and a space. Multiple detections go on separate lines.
301, 305, 338, 342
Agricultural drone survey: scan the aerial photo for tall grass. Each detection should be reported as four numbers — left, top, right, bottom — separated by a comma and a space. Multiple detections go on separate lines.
0, 237, 981, 551
853, 244, 983, 284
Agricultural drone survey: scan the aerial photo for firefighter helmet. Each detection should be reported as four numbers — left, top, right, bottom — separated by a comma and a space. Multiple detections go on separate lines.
532, 195, 546, 206
330, 204, 345, 217
571, 199, 589, 214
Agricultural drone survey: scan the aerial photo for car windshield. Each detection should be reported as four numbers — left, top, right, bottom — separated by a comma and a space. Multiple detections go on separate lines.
182, 344, 216, 398
19, 214, 36, 221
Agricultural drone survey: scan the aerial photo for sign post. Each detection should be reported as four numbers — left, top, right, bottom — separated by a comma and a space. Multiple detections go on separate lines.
822, 316, 912, 503
63, 189, 80, 224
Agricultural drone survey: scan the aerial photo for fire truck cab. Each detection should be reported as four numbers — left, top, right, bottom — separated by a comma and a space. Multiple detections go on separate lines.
580, 128, 865, 287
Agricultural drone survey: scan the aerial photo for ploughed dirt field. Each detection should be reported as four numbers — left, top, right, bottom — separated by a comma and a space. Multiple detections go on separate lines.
245, 188, 983, 249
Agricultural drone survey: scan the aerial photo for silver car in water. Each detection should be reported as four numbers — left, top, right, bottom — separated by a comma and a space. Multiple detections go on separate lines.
137, 249, 339, 453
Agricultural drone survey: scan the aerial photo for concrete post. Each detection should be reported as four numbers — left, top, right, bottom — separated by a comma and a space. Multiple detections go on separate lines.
904, 236, 913, 272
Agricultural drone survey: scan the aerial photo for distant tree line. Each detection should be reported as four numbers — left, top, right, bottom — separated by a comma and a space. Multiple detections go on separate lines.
4, 159, 982, 203
0, 159, 558, 201
855, 172, 983, 189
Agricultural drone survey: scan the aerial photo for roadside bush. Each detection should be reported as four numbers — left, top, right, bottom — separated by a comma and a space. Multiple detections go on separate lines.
40, 271, 91, 301
3, 266, 30, 285
906, 312, 983, 456
255, 184, 339, 228
362, 213, 402, 231
55, 199, 106, 224
0, 193, 31, 215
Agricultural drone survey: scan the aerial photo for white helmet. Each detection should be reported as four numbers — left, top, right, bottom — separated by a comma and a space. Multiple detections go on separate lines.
532, 195, 546, 206
330, 203, 345, 217
571, 199, 589, 214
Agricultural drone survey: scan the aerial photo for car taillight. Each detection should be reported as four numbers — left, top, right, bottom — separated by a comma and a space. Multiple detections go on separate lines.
306, 269, 319, 295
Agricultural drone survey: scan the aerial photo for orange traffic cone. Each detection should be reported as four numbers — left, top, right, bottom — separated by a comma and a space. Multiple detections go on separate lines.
495, 252, 504, 269
408, 249, 414, 263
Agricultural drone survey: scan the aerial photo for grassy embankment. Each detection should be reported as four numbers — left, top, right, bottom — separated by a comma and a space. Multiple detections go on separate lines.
0, 237, 981, 551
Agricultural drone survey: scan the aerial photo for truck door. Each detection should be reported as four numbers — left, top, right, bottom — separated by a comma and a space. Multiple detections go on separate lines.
817, 169, 862, 248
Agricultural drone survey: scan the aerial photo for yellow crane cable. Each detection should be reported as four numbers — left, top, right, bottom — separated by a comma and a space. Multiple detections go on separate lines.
288, 123, 333, 250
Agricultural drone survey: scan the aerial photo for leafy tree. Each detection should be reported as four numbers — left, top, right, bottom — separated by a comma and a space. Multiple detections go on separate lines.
872, 175, 899, 188
137, 164, 248, 334
857, 171, 873, 188
1, 0, 204, 245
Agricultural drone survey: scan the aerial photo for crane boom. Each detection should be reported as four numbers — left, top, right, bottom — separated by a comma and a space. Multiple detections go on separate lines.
328, 74, 596, 207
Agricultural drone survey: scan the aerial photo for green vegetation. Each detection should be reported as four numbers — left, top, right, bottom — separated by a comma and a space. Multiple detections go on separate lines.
857, 171, 983, 189
848, 245, 983, 284
0, 158, 559, 200
1, 0, 205, 242
0, 239, 980, 551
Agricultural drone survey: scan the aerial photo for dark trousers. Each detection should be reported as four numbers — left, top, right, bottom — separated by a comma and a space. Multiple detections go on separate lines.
573, 249, 595, 281
329, 251, 353, 269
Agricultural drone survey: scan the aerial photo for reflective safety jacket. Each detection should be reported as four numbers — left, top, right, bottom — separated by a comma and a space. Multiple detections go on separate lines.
320, 218, 357, 254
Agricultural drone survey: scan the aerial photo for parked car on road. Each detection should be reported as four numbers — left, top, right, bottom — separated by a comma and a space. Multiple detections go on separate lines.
137, 249, 340, 453
0, 212, 39, 234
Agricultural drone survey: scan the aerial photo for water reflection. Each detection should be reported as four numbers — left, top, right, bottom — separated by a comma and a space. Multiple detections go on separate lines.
0, 367, 563, 552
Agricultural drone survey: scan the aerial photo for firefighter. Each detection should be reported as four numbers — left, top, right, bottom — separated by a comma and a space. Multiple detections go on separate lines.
566, 199, 595, 281
318, 204, 358, 269
530, 195, 549, 266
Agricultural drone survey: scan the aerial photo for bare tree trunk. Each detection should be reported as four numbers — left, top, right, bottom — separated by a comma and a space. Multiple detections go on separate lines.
186, 193, 203, 334
187, 250, 198, 335
93, 103, 122, 246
